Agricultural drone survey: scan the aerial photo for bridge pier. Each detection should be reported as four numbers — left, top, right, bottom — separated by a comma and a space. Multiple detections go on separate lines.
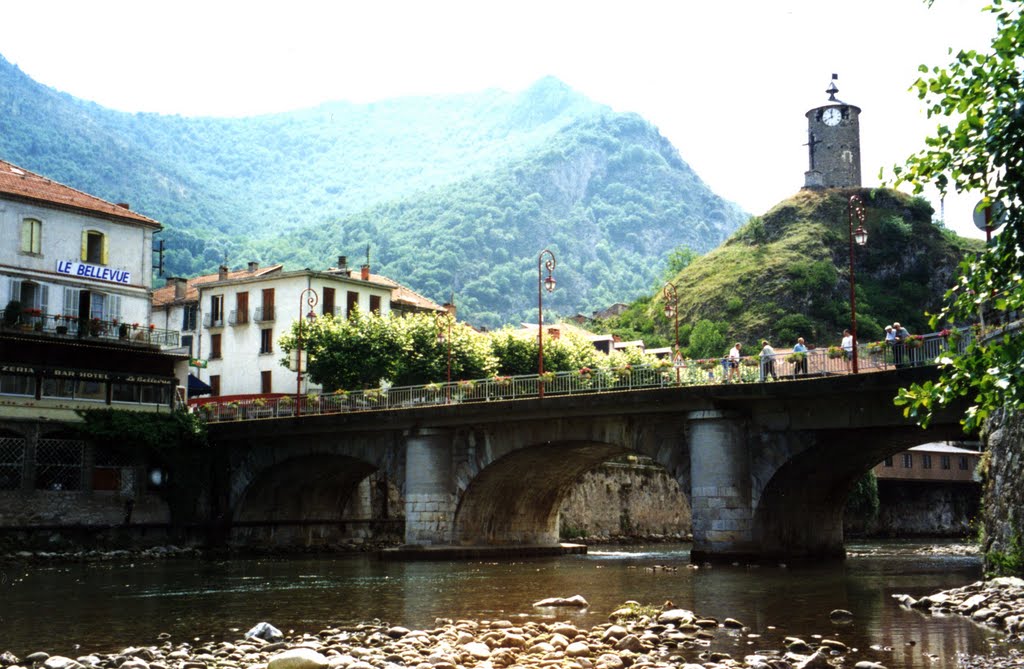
688, 410, 756, 562
404, 428, 455, 545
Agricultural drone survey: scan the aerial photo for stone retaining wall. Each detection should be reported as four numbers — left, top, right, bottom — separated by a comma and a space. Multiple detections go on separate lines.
982, 408, 1024, 566
557, 458, 690, 540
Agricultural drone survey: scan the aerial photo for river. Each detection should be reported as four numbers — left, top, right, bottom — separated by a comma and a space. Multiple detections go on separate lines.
0, 540, 1008, 668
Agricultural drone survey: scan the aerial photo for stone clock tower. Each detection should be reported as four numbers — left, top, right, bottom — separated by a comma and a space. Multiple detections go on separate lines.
804, 75, 862, 189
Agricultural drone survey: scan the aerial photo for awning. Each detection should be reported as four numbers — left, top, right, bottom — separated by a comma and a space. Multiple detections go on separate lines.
187, 373, 212, 397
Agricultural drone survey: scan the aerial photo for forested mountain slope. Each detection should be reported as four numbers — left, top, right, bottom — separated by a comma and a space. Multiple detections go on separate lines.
0, 55, 747, 327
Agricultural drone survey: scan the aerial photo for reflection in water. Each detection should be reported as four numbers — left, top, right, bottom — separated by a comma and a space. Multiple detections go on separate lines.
0, 541, 1006, 669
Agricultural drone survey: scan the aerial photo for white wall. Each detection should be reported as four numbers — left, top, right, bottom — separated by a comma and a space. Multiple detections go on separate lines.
0, 198, 154, 324
196, 272, 394, 396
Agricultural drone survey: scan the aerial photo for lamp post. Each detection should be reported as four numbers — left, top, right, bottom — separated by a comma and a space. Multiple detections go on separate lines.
295, 287, 318, 416
435, 308, 453, 404
848, 194, 868, 374
537, 249, 556, 398
663, 282, 681, 383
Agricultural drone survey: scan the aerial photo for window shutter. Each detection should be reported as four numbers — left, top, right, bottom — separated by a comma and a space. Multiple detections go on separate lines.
101, 234, 109, 265
40, 285, 49, 316
9, 279, 22, 304
81, 230, 88, 261
20, 221, 29, 253
63, 288, 79, 318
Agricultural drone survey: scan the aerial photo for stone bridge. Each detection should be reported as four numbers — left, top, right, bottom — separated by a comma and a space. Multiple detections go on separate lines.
208, 367, 969, 561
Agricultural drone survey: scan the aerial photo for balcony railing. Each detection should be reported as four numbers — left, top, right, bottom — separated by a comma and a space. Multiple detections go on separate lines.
254, 306, 275, 322
229, 309, 250, 326
0, 310, 179, 348
204, 313, 225, 328
194, 328, 976, 423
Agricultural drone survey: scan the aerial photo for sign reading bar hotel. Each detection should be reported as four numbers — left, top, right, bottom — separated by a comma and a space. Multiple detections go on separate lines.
56, 260, 131, 285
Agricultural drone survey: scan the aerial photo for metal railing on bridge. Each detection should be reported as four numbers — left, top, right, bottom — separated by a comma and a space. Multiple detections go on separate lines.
195, 329, 971, 423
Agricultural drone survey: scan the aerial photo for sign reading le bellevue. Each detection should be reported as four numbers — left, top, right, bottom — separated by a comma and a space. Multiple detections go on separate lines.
56, 260, 131, 285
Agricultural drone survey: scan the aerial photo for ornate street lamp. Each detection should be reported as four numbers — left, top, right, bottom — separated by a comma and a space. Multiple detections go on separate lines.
537, 249, 556, 398
848, 195, 868, 374
663, 282, 680, 383
435, 306, 453, 404
296, 287, 318, 416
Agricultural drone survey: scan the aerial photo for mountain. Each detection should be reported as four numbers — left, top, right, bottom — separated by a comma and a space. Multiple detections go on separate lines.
604, 187, 984, 351
0, 56, 748, 327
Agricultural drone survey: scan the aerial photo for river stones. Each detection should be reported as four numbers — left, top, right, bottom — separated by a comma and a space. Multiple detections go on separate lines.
41, 658, 81, 669
460, 642, 490, 660
383, 627, 408, 639
247, 624, 285, 644
564, 641, 591, 657
595, 653, 624, 669
793, 649, 833, 669
532, 595, 589, 608
267, 649, 328, 669
25, 653, 49, 665
829, 609, 854, 623
657, 609, 695, 626
613, 635, 644, 652
784, 637, 813, 654
600, 626, 628, 641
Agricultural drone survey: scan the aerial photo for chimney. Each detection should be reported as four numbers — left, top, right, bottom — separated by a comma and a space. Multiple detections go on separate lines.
115, 202, 131, 210
166, 277, 188, 300
338, 255, 348, 270
360, 264, 370, 281
443, 302, 456, 319
218, 265, 229, 281
247, 261, 259, 272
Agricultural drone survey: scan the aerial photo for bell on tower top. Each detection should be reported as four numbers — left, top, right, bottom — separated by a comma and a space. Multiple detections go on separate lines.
827, 73, 839, 101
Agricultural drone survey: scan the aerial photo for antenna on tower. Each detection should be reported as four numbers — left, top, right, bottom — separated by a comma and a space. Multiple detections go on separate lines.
827, 74, 839, 101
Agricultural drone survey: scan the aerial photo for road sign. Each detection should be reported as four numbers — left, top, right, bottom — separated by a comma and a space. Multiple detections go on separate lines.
973, 199, 1007, 232
190, 358, 208, 369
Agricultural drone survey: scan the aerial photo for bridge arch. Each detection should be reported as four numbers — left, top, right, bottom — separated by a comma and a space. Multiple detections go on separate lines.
751, 424, 968, 559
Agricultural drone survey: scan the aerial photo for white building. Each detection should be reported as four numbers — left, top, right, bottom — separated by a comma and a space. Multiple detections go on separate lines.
0, 158, 159, 332
153, 256, 444, 398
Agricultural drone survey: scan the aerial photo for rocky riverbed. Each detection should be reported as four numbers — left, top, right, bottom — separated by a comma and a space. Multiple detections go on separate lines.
0, 602, 912, 669
894, 576, 1024, 668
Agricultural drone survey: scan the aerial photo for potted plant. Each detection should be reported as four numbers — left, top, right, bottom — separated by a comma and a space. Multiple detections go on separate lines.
867, 341, 886, 357
578, 366, 593, 380
2, 299, 21, 327
89, 317, 102, 336
826, 345, 845, 359
539, 371, 556, 383
424, 382, 443, 394
697, 359, 717, 371
907, 335, 925, 349
786, 352, 807, 364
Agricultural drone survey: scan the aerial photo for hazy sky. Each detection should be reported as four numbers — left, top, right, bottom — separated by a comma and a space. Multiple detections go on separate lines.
0, 0, 997, 239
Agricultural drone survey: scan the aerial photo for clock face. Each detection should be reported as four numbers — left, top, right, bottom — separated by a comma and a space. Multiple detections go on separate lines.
822, 107, 842, 126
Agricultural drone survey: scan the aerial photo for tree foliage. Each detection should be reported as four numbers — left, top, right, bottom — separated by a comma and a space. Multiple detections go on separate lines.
891, 0, 1024, 432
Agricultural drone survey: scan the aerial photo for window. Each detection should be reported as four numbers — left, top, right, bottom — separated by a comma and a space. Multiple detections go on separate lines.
260, 371, 272, 394
322, 287, 336, 316
260, 328, 273, 354
902, 453, 913, 468
883, 457, 893, 467
181, 334, 194, 356
21, 218, 42, 254
182, 305, 198, 331
210, 295, 224, 326
922, 454, 933, 469
370, 295, 381, 314
257, 288, 275, 321
82, 230, 108, 265
210, 333, 222, 359
959, 456, 969, 470
234, 291, 249, 325
0, 371, 35, 397
941, 455, 951, 470
347, 291, 359, 317
209, 375, 221, 397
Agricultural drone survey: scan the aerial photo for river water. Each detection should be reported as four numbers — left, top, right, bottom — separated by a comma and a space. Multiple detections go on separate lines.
0, 541, 1009, 668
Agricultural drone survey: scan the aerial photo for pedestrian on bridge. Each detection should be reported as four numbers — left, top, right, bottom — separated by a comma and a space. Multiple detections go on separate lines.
759, 340, 778, 381
793, 337, 809, 376
727, 342, 742, 383
893, 322, 910, 368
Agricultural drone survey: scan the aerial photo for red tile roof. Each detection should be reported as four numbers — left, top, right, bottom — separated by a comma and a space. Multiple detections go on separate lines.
152, 265, 284, 307
0, 158, 160, 228
368, 273, 444, 312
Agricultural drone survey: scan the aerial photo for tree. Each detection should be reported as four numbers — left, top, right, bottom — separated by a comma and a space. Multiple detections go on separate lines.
890, 0, 1024, 432
686, 319, 727, 359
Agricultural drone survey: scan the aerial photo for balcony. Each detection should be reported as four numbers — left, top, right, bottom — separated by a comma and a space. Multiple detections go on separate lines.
0, 310, 180, 348
254, 306, 275, 322
229, 309, 250, 326
204, 313, 225, 329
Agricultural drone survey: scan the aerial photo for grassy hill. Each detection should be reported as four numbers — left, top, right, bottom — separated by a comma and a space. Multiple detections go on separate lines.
600, 188, 984, 352
0, 55, 748, 328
